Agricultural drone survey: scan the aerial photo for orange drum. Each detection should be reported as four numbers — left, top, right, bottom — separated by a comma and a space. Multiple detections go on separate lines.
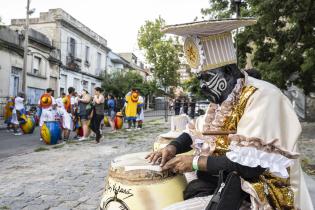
114, 112, 123, 129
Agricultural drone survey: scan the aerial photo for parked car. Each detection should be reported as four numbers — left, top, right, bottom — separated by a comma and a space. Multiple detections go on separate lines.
195, 100, 210, 116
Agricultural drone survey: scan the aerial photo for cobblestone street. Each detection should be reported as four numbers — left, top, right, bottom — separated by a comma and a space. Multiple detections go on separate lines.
0, 120, 314, 210
0, 118, 169, 210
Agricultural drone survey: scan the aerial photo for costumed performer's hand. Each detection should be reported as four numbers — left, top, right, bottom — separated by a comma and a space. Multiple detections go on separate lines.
145, 145, 177, 167
162, 155, 194, 174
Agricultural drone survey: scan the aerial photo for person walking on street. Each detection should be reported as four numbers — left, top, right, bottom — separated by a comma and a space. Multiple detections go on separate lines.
89, 87, 105, 143
107, 94, 116, 132
77, 89, 92, 140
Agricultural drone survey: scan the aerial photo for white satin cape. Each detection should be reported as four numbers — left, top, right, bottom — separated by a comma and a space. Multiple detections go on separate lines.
191, 76, 313, 209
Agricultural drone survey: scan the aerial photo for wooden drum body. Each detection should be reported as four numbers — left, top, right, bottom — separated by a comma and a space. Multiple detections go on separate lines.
100, 152, 187, 210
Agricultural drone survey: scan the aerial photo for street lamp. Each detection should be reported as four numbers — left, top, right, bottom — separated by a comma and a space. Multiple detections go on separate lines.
22, 0, 35, 94
231, 0, 242, 18
231, 0, 243, 67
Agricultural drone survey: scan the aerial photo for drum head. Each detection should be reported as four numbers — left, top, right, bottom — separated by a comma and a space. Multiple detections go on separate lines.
109, 152, 175, 184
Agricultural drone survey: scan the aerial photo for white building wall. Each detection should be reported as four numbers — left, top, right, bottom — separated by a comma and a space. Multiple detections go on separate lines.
0, 50, 23, 97
59, 69, 101, 95
60, 27, 107, 76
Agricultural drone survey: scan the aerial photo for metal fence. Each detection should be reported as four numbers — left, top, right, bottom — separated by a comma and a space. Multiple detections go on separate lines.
1, 96, 314, 122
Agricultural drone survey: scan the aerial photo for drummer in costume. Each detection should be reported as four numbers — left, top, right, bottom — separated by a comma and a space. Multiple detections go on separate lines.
56, 95, 73, 141
62, 87, 75, 141
11, 92, 27, 136
4, 96, 15, 131
124, 88, 140, 130
38, 88, 56, 140
147, 19, 313, 210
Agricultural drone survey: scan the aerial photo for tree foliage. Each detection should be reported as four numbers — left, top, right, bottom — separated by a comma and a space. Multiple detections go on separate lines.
201, 0, 315, 94
138, 17, 180, 89
102, 71, 158, 98
182, 76, 207, 100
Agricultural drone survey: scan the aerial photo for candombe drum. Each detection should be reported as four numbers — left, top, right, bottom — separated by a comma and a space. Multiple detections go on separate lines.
100, 152, 187, 210
41, 121, 62, 145
20, 115, 36, 134
114, 112, 124, 129
104, 116, 110, 127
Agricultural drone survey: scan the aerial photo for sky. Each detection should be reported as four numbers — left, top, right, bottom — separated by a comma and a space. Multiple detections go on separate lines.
0, 0, 209, 58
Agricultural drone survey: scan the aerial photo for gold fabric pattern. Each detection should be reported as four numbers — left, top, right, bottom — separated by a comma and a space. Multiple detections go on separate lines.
250, 172, 295, 210
211, 85, 295, 209
213, 85, 257, 155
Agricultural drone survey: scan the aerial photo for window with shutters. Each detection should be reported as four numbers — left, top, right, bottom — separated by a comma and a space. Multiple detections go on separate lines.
82, 80, 88, 90
69, 37, 76, 57
85, 46, 90, 62
96, 52, 102, 75
73, 78, 80, 92
33, 56, 41, 75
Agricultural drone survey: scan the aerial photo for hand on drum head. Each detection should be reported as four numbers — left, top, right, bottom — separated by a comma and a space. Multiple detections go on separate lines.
162, 155, 194, 174
145, 145, 177, 167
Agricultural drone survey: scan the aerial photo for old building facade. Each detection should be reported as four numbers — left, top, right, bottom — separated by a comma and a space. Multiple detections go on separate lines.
0, 27, 60, 104
11, 9, 109, 96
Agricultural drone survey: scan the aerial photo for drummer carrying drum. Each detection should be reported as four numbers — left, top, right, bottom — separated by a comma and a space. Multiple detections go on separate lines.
147, 19, 313, 210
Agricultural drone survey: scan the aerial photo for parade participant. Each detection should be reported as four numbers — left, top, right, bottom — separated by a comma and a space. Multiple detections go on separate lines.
77, 89, 92, 140
72, 92, 80, 139
4, 96, 14, 131
147, 19, 313, 210
62, 87, 75, 141
54, 94, 72, 141
89, 87, 105, 143
38, 88, 56, 140
136, 94, 144, 129
124, 88, 140, 130
107, 94, 116, 132
11, 92, 27, 136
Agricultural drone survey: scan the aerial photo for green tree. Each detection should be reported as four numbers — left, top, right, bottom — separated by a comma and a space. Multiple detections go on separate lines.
138, 17, 180, 89
102, 71, 158, 98
201, 0, 315, 94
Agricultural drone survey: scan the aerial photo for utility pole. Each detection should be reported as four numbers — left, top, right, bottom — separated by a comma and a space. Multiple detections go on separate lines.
22, 0, 30, 93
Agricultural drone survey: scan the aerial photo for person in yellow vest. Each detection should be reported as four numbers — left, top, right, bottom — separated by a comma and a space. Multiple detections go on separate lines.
124, 88, 141, 131
147, 19, 313, 210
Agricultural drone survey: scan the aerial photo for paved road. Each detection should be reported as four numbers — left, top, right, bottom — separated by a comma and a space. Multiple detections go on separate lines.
0, 128, 42, 160
0, 118, 169, 210
0, 116, 165, 160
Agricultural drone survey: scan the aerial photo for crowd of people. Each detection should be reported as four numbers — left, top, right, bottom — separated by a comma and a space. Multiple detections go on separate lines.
3, 86, 145, 144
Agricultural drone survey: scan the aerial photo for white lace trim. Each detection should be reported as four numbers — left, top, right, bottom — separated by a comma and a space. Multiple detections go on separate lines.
226, 145, 294, 178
